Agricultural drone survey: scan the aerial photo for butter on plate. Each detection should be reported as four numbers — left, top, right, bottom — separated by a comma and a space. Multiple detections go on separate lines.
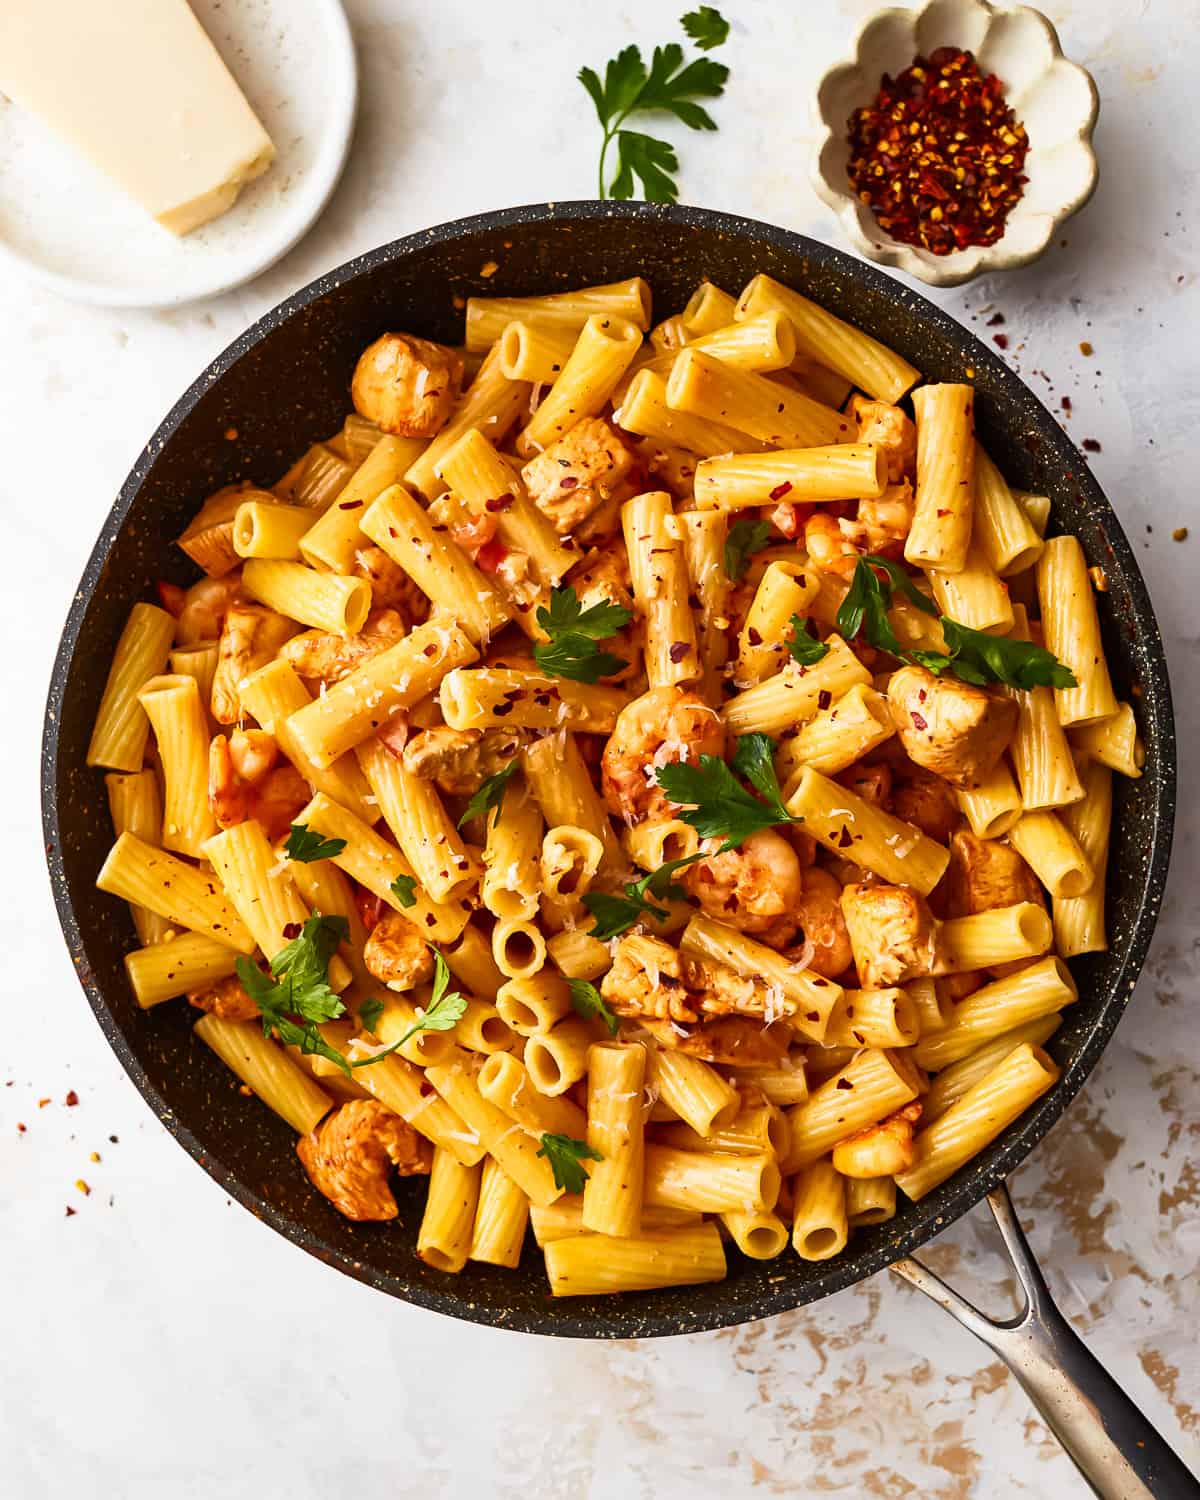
0, 0, 275, 236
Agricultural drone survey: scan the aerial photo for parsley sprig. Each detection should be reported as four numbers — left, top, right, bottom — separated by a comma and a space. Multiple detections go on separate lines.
533, 586, 632, 684
582, 854, 704, 940
579, 11, 730, 202
723, 517, 771, 581
457, 759, 520, 829
284, 824, 347, 863
786, 614, 829, 666
350, 951, 467, 1064
567, 977, 620, 1035
389, 873, 418, 909
837, 555, 1077, 691
654, 733, 801, 852
538, 1133, 604, 1194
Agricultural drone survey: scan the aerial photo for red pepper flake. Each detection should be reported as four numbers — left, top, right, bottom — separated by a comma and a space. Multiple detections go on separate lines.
338, 499, 363, 511
1061, 396, 1072, 413
558, 476, 579, 491
668, 641, 692, 663
911, 711, 929, 731
768, 481, 793, 500
746, 627, 763, 647
835, 1078, 854, 1091
1082, 438, 1102, 453
476, 537, 508, 573
75, 1179, 91, 1196
986, 312, 1005, 326
282, 922, 302, 940
65, 1090, 79, 1107
993, 333, 1009, 350
837, 825, 854, 849
846, 48, 1029, 255
485, 494, 514, 512
1079, 341, 1094, 356
38, 1098, 50, 1109
16, 1122, 26, 1134
65, 1205, 77, 1217
817, 689, 832, 710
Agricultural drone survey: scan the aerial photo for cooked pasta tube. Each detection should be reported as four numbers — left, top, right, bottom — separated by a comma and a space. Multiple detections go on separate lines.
804, 1046, 860, 1085
524, 1018, 595, 1097
366, 991, 460, 1066
845, 1175, 897, 1227
622, 490, 700, 688
776, 683, 894, 790
681, 280, 737, 335
236, 659, 376, 824
938, 901, 1054, 972
231, 500, 314, 560
546, 929, 611, 981
667, 348, 847, 449
105, 770, 171, 945
291, 792, 471, 942
616, 369, 766, 457
443, 922, 506, 1001
582, 1041, 647, 1237
340, 414, 384, 463
674, 508, 730, 696
723, 635, 872, 737
914, 957, 1078, 1071
168, 642, 220, 712
629, 312, 798, 392
544, 1223, 726, 1296
644, 1145, 780, 1214
530, 1199, 698, 1244
193, 1014, 331, 1135
694, 444, 887, 511
905, 977, 954, 1036
298, 435, 421, 574
124, 931, 240, 1009
791, 1159, 849, 1261
286, 619, 478, 769
496, 973, 572, 1035
1070, 704, 1144, 779
1013, 489, 1051, 536
905, 384, 975, 572
405, 346, 530, 498
479, 786, 543, 921
824, 988, 920, 1049
360, 483, 510, 642
356, 737, 478, 902
349, 1051, 484, 1166
929, 538, 1014, 632
955, 759, 1023, 839
521, 732, 624, 873
439, 667, 627, 734
921, 1016, 1062, 1124
735, 561, 820, 686
679, 915, 841, 1042
540, 824, 603, 904
491, 920, 547, 981
734, 274, 919, 403
622, 818, 700, 871
658, 1097, 790, 1159
973, 445, 1044, 576
725, 1059, 809, 1106
1036, 535, 1119, 727
470, 1158, 529, 1269
98, 834, 254, 952
87, 602, 177, 772
649, 312, 689, 354
1002, 604, 1084, 811
784, 1049, 923, 1170
1054, 759, 1112, 957
136, 675, 215, 857
516, 315, 642, 455
241, 559, 371, 637
477, 1051, 588, 1139
417, 1148, 482, 1273
785, 767, 950, 895
896, 1043, 1059, 1201
464, 277, 652, 351
1007, 811, 1093, 898
723, 1209, 790, 1259
274, 441, 356, 508
497, 320, 579, 383
424, 1047, 561, 1206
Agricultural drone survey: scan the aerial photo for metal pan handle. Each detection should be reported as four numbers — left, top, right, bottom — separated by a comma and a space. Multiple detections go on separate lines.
891, 1183, 1200, 1500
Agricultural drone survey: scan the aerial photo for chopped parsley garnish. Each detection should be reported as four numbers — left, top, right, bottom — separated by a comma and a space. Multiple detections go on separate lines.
681, 5, 730, 49
567, 978, 620, 1036
538, 1133, 604, 1194
358, 996, 385, 1034
283, 824, 347, 863
655, 733, 801, 851
389, 873, 418, 909
457, 758, 520, 829
582, 854, 704, 940
786, 614, 830, 666
723, 517, 771, 581
533, 586, 631, 684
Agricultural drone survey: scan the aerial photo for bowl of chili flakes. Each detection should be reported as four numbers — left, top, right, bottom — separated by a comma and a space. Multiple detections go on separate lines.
812, 0, 1099, 287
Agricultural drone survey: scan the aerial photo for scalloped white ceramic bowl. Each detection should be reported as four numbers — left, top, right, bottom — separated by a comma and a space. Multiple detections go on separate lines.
812, 0, 1099, 287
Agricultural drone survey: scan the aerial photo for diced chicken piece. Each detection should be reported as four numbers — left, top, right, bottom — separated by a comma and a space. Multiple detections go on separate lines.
887, 665, 1018, 789
352, 547, 429, 624
187, 973, 260, 1022
280, 608, 406, 686
297, 1099, 432, 1221
177, 482, 267, 578
891, 765, 961, 844
632, 437, 697, 498
840, 882, 941, 988
832, 1102, 922, 1177
784, 866, 853, 979
520, 417, 635, 534
600, 936, 800, 1026
837, 761, 892, 808
401, 725, 527, 797
851, 396, 917, 483
363, 912, 436, 991
684, 829, 804, 949
211, 603, 296, 723
351, 334, 464, 438
642, 1016, 792, 1067
946, 829, 1044, 917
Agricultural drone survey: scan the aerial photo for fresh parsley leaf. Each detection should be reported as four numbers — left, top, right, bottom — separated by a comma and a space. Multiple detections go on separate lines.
786, 614, 830, 666
581, 854, 704, 940
533, 586, 631, 684
567, 978, 620, 1036
347, 949, 467, 1068
389, 873, 418, 909
537, 1133, 604, 1194
939, 617, 1078, 691
681, 6, 730, 50
236, 914, 351, 1074
579, 24, 729, 201
284, 824, 348, 863
724, 518, 771, 581
656, 744, 800, 852
862, 553, 938, 617
457, 759, 520, 829
729, 734, 791, 818
358, 996, 384, 1034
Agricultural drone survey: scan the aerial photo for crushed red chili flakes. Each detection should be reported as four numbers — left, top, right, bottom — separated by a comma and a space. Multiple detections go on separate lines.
846, 47, 1029, 255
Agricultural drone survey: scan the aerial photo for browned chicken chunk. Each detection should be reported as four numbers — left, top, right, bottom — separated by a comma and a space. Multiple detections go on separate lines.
946, 829, 1044, 917
351, 333, 464, 438
352, 547, 430, 623
364, 911, 436, 991
211, 603, 296, 723
784, 866, 853, 979
297, 1099, 432, 1221
281, 608, 406, 686
642, 1016, 792, 1067
177, 482, 268, 577
401, 725, 526, 797
521, 417, 635, 534
832, 1102, 922, 1177
840, 882, 941, 988
887, 665, 1018, 789
891, 765, 961, 844
187, 973, 260, 1022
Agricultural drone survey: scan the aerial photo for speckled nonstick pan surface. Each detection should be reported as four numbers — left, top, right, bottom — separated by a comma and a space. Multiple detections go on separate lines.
42, 202, 1175, 1338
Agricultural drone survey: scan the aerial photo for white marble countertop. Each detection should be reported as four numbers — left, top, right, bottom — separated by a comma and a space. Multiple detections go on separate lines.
2, 1, 1197, 1495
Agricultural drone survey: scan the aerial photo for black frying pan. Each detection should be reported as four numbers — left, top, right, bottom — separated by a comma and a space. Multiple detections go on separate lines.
41, 203, 1175, 1348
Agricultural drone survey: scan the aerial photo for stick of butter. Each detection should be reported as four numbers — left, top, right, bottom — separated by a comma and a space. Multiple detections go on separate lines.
0, 0, 275, 235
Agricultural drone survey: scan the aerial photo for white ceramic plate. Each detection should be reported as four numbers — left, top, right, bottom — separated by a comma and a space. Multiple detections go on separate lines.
0, 0, 357, 308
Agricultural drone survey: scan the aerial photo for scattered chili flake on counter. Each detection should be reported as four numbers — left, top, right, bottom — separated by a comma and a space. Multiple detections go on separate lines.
1173, 527, 1189, 542
1082, 438, 1102, 452
1079, 340, 1094, 356
65, 1090, 79, 1107
846, 47, 1029, 255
